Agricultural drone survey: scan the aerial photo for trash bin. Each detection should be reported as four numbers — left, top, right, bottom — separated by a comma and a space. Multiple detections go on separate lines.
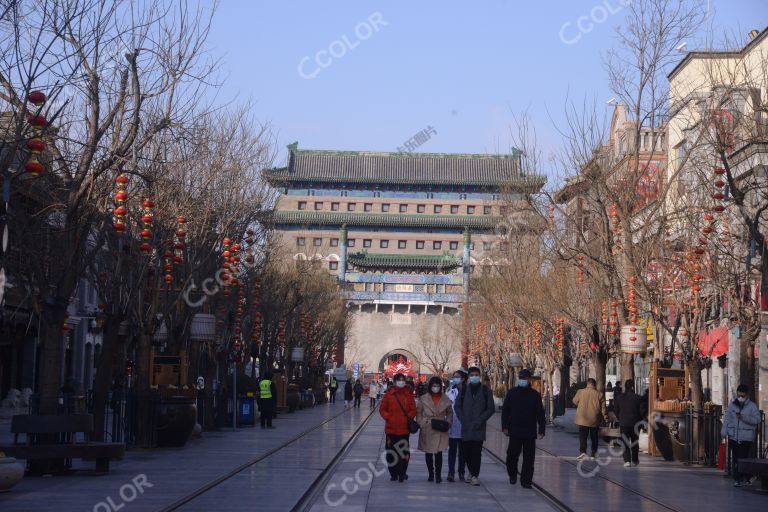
239, 396, 255, 426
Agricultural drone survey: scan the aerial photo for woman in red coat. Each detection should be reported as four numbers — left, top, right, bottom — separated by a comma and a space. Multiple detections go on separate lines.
379, 373, 417, 482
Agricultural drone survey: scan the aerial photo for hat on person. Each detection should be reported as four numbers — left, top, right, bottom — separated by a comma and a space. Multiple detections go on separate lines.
454, 367, 468, 376
518, 369, 533, 379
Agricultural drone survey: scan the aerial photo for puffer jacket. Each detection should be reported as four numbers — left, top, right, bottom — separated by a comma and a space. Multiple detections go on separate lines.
721, 398, 761, 442
380, 386, 417, 436
447, 385, 463, 438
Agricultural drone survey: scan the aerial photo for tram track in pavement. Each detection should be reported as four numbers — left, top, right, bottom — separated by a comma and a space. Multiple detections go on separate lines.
157, 405, 377, 512
485, 424, 685, 512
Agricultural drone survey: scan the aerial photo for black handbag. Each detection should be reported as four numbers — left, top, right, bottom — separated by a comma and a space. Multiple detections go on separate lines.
394, 394, 419, 434
431, 418, 450, 432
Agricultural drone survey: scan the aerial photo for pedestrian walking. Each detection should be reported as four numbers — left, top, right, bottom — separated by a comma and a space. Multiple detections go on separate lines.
501, 369, 545, 489
329, 377, 338, 404
573, 378, 605, 459
614, 379, 644, 467
417, 376, 452, 483
258, 373, 277, 429
721, 384, 761, 487
446, 368, 468, 482
455, 366, 495, 486
344, 380, 353, 409
369, 380, 379, 407
353, 379, 363, 408
380, 373, 417, 482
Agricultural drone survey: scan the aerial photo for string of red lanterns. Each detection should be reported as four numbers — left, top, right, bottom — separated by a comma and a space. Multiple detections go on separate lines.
25, 91, 47, 178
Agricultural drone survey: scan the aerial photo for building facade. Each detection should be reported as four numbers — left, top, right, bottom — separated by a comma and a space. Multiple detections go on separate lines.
266, 143, 544, 376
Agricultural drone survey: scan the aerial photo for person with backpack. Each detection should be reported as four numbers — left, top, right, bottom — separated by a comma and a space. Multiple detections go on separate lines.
416, 376, 452, 483
501, 369, 545, 488
454, 366, 495, 486
721, 384, 761, 487
353, 379, 364, 408
328, 377, 338, 404
380, 373, 417, 482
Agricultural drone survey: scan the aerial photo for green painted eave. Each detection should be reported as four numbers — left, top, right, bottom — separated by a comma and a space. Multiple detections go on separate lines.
271, 211, 499, 229
347, 251, 462, 270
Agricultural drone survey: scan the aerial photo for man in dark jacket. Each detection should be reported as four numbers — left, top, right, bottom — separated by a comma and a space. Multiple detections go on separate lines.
614, 379, 644, 467
455, 366, 495, 486
501, 369, 545, 488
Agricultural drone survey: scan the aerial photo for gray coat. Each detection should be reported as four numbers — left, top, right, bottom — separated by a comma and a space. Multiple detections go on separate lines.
721, 398, 761, 442
454, 384, 495, 441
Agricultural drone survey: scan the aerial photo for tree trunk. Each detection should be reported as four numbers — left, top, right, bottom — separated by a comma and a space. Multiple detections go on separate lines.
91, 317, 121, 441
619, 353, 635, 387
594, 349, 608, 393
688, 358, 704, 410
134, 332, 154, 446
739, 336, 757, 401
37, 304, 68, 414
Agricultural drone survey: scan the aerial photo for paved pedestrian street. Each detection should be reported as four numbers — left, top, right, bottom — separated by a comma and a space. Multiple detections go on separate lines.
2, 402, 765, 511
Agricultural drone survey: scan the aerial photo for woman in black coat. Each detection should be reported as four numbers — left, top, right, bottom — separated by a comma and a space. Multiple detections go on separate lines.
353, 379, 364, 408
344, 380, 353, 409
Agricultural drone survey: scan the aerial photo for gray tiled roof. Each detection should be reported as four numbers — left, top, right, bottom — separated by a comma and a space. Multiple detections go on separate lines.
264, 144, 546, 189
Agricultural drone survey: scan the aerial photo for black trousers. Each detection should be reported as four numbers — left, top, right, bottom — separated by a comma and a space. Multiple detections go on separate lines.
329, 389, 336, 403
728, 439, 753, 482
579, 426, 599, 455
425, 452, 443, 477
448, 437, 465, 476
258, 398, 274, 427
463, 440, 484, 477
507, 437, 536, 485
353, 395, 361, 407
620, 426, 639, 464
386, 434, 410, 478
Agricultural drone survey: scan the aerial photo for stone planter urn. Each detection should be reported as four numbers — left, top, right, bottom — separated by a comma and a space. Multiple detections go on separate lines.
0, 456, 24, 492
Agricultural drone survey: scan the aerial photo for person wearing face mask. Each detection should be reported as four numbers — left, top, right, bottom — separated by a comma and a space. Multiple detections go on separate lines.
380, 373, 417, 482
501, 369, 545, 488
446, 368, 468, 482
721, 384, 761, 487
416, 376, 453, 483
454, 366, 495, 486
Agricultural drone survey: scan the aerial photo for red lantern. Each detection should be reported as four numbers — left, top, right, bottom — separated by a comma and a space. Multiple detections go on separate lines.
115, 191, 128, 203
246, 229, 254, 236
164, 263, 173, 272
233, 244, 241, 252
223, 238, 232, 247
141, 214, 154, 224
114, 221, 126, 233
27, 115, 47, 129
174, 242, 185, 251
140, 243, 152, 255
62, 324, 70, 332
27, 90, 47, 105
114, 206, 128, 217
26, 138, 46, 153
176, 229, 186, 239
245, 255, 254, 264
164, 275, 173, 284
24, 159, 44, 176
116, 174, 129, 185
712, 192, 724, 200
222, 250, 231, 258
173, 255, 182, 265
702, 226, 713, 235
142, 199, 155, 208
713, 167, 725, 175
176, 215, 186, 224
713, 205, 726, 213
140, 229, 153, 240
714, 179, 725, 188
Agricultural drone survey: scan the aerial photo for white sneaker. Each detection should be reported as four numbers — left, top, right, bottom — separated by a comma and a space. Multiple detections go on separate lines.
624, 462, 631, 468
733, 481, 742, 487
632, 462, 639, 467
470, 476, 480, 486
577, 453, 587, 460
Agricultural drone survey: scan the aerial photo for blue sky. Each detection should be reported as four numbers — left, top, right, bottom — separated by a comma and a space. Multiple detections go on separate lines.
207, 1, 766, 177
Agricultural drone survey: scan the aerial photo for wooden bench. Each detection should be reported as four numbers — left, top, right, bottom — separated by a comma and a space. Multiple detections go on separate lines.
0, 414, 125, 474
738, 458, 768, 490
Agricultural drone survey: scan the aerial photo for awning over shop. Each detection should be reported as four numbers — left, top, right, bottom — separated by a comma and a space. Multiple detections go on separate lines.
698, 327, 728, 358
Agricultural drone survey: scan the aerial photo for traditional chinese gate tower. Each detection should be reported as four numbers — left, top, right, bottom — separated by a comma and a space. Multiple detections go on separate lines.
265, 143, 544, 375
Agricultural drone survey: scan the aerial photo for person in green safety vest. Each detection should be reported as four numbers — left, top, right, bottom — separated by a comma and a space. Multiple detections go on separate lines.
258, 373, 277, 429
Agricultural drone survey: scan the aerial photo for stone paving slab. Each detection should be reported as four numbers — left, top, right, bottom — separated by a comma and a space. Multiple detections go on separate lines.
0, 402, 367, 512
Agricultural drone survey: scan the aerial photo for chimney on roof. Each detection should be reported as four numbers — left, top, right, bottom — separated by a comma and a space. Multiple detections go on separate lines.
748, 29, 759, 40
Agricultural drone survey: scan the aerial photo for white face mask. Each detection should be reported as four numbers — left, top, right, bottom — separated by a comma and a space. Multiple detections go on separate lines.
395, 381, 406, 388
431, 385, 441, 393
737, 396, 746, 403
